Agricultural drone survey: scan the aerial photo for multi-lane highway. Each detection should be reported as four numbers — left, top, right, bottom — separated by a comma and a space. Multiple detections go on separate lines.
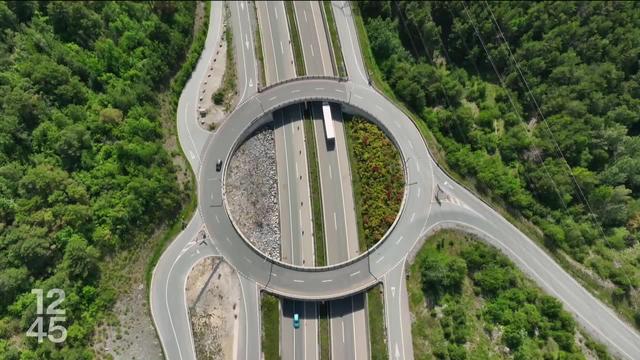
256, 2, 318, 359
295, 0, 368, 358
152, 1, 640, 360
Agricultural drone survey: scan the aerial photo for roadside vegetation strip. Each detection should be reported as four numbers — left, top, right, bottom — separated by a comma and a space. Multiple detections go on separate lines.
145, 1, 211, 291
321, 0, 347, 77
319, 302, 331, 360
408, 230, 611, 359
303, 109, 327, 267
344, 115, 405, 252
213, 4, 238, 113
252, 1, 267, 88
261, 293, 282, 360
284, 0, 306, 76
367, 285, 388, 360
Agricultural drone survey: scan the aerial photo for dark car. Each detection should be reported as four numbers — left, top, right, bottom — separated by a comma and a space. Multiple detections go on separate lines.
216, 159, 222, 172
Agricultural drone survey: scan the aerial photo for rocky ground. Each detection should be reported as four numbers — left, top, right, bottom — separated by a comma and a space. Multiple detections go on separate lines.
186, 257, 240, 360
92, 245, 164, 360
225, 126, 281, 260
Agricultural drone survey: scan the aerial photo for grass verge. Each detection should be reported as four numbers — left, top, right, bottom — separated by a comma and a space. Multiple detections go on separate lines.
321, 1, 347, 77
351, 4, 640, 329
261, 293, 281, 360
344, 114, 404, 252
252, 1, 266, 87
284, 1, 306, 76
319, 301, 331, 360
213, 4, 237, 112
303, 108, 327, 267
367, 285, 388, 360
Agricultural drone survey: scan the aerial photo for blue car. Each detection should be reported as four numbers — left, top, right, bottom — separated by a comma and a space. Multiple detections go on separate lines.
293, 313, 300, 329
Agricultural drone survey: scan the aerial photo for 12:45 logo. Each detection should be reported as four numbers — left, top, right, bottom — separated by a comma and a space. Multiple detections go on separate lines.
26, 289, 67, 343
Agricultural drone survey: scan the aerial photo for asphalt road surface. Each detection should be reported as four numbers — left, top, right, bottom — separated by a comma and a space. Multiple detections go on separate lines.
295, 2, 367, 359
257, 2, 318, 359
152, 1, 640, 359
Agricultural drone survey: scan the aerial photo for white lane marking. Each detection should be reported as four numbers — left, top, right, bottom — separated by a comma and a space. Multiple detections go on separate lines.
375, 256, 385, 264
315, 87, 325, 91
376, 105, 383, 111
416, 162, 420, 172
353, 94, 363, 100
395, 236, 404, 245
245, 34, 249, 50
183, 102, 200, 164
269, 96, 277, 101
304, 9, 308, 22
291, 89, 300, 93
240, 1, 244, 10
249, 78, 253, 88
310, 43, 315, 57
210, 192, 214, 200
341, 320, 345, 343
265, 4, 280, 80
410, 212, 416, 223
272, 273, 277, 277
215, 215, 220, 223
189, 151, 195, 159
335, 89, 344, 93
333, 212, 337, 230
225, 237, 231, 244
322, 279, 333, 283
350, 271, 360, 277
243, 257, 253, 263
329, 165, 333, 179
293, 279, 304, 283
409, 141, 414, 149
274, 6, 278, 19
310, 2, 328, 74
417, 187, 421, 198
295, 162, 299, 177
280, 40, 284, 54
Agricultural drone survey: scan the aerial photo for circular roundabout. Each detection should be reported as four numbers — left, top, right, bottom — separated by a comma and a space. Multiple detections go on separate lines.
199, 77, 434, 300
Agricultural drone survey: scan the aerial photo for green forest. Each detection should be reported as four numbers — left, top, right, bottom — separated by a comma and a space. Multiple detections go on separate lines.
357, 1, 640, 324
409, 230, 609, 359
0, 1, 197, 358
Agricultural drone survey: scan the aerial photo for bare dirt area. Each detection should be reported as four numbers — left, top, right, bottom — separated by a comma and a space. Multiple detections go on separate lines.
225, 126, 281, 260
92, 240, 164, 360
186, 257, 241, 360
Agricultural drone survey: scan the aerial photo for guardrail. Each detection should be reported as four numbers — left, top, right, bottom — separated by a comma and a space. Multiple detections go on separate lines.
257, 75, 348, 93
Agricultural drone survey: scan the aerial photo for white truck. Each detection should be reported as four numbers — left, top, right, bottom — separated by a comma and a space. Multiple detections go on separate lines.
322, 101, 335, 141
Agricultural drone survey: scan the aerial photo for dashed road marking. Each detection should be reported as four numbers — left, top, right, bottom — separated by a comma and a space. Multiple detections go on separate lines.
322, 279, 333, 283
294, 279, 304, 283
350, 271, 360, 277
375, 256, 385, 264
395, 236, 404, 245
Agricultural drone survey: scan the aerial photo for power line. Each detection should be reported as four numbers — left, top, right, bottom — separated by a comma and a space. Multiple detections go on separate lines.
460, 2, 568, 211
479, 1, 632, 284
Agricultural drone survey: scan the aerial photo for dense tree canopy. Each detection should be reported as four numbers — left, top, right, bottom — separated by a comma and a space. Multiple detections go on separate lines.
358, 1, 640, 323
0, 1, 195, 357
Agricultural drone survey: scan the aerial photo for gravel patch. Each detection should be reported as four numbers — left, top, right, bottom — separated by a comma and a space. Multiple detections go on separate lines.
186, 257, 240, 360
225, 126, 280, 260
